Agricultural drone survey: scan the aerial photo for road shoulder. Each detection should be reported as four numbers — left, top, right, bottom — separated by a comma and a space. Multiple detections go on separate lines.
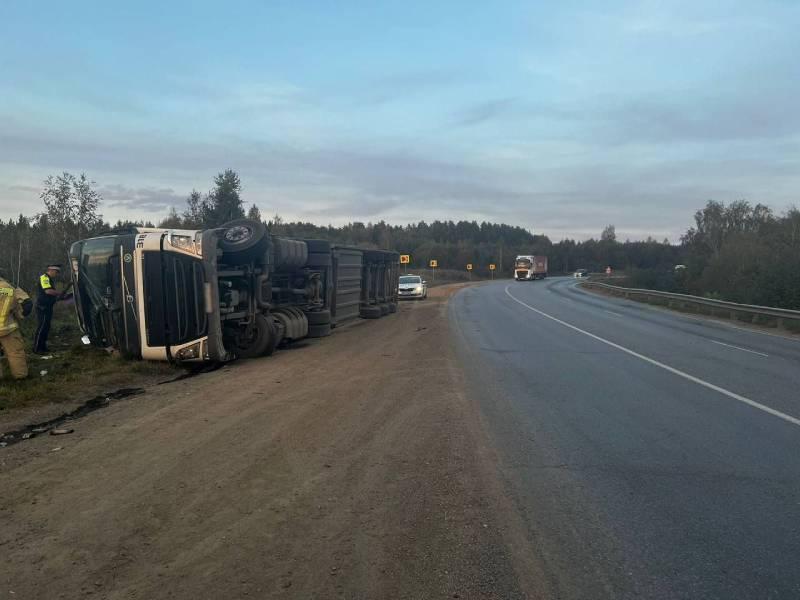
0, 282, 526, 599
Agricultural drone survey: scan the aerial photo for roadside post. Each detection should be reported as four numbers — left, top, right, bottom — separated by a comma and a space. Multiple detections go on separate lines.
400, 254, 410, 273
489, 263, 496, 280
605, 266, 612, 278
429, 259, 437, 283
466, 263, 472, 281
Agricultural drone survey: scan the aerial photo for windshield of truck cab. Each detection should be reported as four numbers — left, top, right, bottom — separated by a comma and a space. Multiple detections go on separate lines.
399, 276, 422, 284
77, 237, 116, 308
516, 259, 532, 268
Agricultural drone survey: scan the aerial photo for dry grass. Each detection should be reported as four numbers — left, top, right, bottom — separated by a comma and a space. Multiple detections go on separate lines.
0, 303, 177, 411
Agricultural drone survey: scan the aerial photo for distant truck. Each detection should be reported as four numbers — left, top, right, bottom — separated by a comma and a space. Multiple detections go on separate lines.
514, 255, 548, 281
69, 219, 398, 364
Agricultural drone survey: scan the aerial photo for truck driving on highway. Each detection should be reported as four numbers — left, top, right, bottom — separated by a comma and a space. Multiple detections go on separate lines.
514, 255, 548, 280
69, 219, 398, 364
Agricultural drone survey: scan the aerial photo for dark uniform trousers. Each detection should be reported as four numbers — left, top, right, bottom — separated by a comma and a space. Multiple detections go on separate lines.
33, 304, 54, 354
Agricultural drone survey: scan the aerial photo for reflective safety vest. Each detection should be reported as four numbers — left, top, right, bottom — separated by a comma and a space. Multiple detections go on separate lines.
37, 273, 58, 308
0, 278, 30, 336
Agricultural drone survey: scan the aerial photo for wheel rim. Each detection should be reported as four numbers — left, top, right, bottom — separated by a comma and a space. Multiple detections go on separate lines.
224, 225, 252, 244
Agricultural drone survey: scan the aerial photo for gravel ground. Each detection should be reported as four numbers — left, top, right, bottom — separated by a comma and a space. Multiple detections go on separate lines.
0, 283, 534, 599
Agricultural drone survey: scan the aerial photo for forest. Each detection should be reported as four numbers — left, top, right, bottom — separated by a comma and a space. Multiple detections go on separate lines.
2, 170, 798, 310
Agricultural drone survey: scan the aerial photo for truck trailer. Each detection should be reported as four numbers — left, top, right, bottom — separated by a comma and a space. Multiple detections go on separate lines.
514, 255, 548, 280
68, 219, 398, 364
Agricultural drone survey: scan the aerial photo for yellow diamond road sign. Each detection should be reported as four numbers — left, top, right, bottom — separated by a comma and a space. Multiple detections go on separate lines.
489, 264, 496, 270
466, 263, 473, 270
400, 254, 410, 264
429, 259, 438, 268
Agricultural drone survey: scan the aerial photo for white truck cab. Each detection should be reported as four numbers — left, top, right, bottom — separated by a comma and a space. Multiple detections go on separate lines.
515, 255, 548, 281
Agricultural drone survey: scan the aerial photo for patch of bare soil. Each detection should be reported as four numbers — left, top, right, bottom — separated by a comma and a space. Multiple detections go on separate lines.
0, 283, 530, 599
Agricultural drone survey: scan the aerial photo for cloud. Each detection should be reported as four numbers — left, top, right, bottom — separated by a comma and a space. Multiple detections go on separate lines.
355, 68, 475, 106
100, 184, 184, 213
7, 184, 39, 194
0, 126, 533, 222
3, 59, 800, 243
598, 90, 800, 145
576, 3, 780, 39
452, 98, 518, 127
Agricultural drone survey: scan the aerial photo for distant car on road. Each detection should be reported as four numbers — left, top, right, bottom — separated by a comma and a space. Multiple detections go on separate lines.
398, 274, 428, 299
573, 269, 589, 278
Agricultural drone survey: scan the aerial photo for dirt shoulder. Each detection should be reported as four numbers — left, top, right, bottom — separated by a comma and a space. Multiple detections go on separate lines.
0, 283, 528, 599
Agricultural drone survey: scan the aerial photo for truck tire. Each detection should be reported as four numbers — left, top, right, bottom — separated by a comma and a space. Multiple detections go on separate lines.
219, 219, 268, 260
272, 307, 308, 341
379, 303, 390, 316
307, 322, 331, 338
226, 313, 272, 359
289, 307, 309, 338
306, 252, 332, 267
388, 302, 397, 313
360, 305, 382, 319
304, 309, 331, 326
273, 238, 308, 268
263, 318, 279, 356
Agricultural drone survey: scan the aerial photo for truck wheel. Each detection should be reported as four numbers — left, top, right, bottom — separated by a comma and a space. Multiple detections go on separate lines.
227, 313, 271, 359
273, 238, 308, 268
379, 303, 390, 316
306, 252, 332, 267
220, 219, 268, 259
307, 322, 331, 338
360, 305, 382, 319
263, 318, 279, 356
272, 307, 308, 341
388, 302, 397, 313
304, 309, 331, 326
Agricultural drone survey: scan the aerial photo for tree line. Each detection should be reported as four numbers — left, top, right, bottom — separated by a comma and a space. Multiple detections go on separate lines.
1, 170, 798, 309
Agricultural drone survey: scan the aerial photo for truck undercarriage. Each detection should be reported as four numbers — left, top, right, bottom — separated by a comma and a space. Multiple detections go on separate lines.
70, 219, 399, 364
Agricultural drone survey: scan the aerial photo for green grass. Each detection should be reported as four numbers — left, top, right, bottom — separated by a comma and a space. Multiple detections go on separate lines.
0, 303, 177, 412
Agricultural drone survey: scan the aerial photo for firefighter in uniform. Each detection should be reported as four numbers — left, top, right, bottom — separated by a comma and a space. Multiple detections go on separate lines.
33, 264, 70, 354
0, 273, 33, 379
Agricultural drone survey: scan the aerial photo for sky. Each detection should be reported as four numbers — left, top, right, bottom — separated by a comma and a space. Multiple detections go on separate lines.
1, 0, 798, 241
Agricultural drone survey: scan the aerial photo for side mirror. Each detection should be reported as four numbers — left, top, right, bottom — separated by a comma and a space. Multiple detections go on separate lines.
422, 281, 427, 285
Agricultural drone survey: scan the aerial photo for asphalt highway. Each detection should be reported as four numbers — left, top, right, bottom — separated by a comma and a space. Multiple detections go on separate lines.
450, 277, 800, 599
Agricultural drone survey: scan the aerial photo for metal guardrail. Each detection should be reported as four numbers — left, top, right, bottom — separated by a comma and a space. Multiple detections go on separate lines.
580, 280, 800, 328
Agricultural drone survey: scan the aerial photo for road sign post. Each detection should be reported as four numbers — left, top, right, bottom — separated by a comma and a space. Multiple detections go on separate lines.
400, 254, 410, 273
466, 263, 472, 281
489, 263, 496, 280
429, 259, 437, 283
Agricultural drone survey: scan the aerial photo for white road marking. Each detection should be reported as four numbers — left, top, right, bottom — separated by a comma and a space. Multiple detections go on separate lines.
604, 310, 623, 317
681, 312, 799, 343
504, 285, 800, 429
710, 340, 769, 357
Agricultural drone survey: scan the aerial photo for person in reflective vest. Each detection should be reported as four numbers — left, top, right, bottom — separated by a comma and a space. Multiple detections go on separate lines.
33, 264, 71, 355
0, 274, 33, 379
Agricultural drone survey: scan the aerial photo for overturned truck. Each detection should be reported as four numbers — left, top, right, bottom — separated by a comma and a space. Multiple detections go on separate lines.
69, 219, 399, 364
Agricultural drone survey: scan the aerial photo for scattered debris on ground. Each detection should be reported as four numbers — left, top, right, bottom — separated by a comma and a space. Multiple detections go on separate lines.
1, 388, 144, 447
